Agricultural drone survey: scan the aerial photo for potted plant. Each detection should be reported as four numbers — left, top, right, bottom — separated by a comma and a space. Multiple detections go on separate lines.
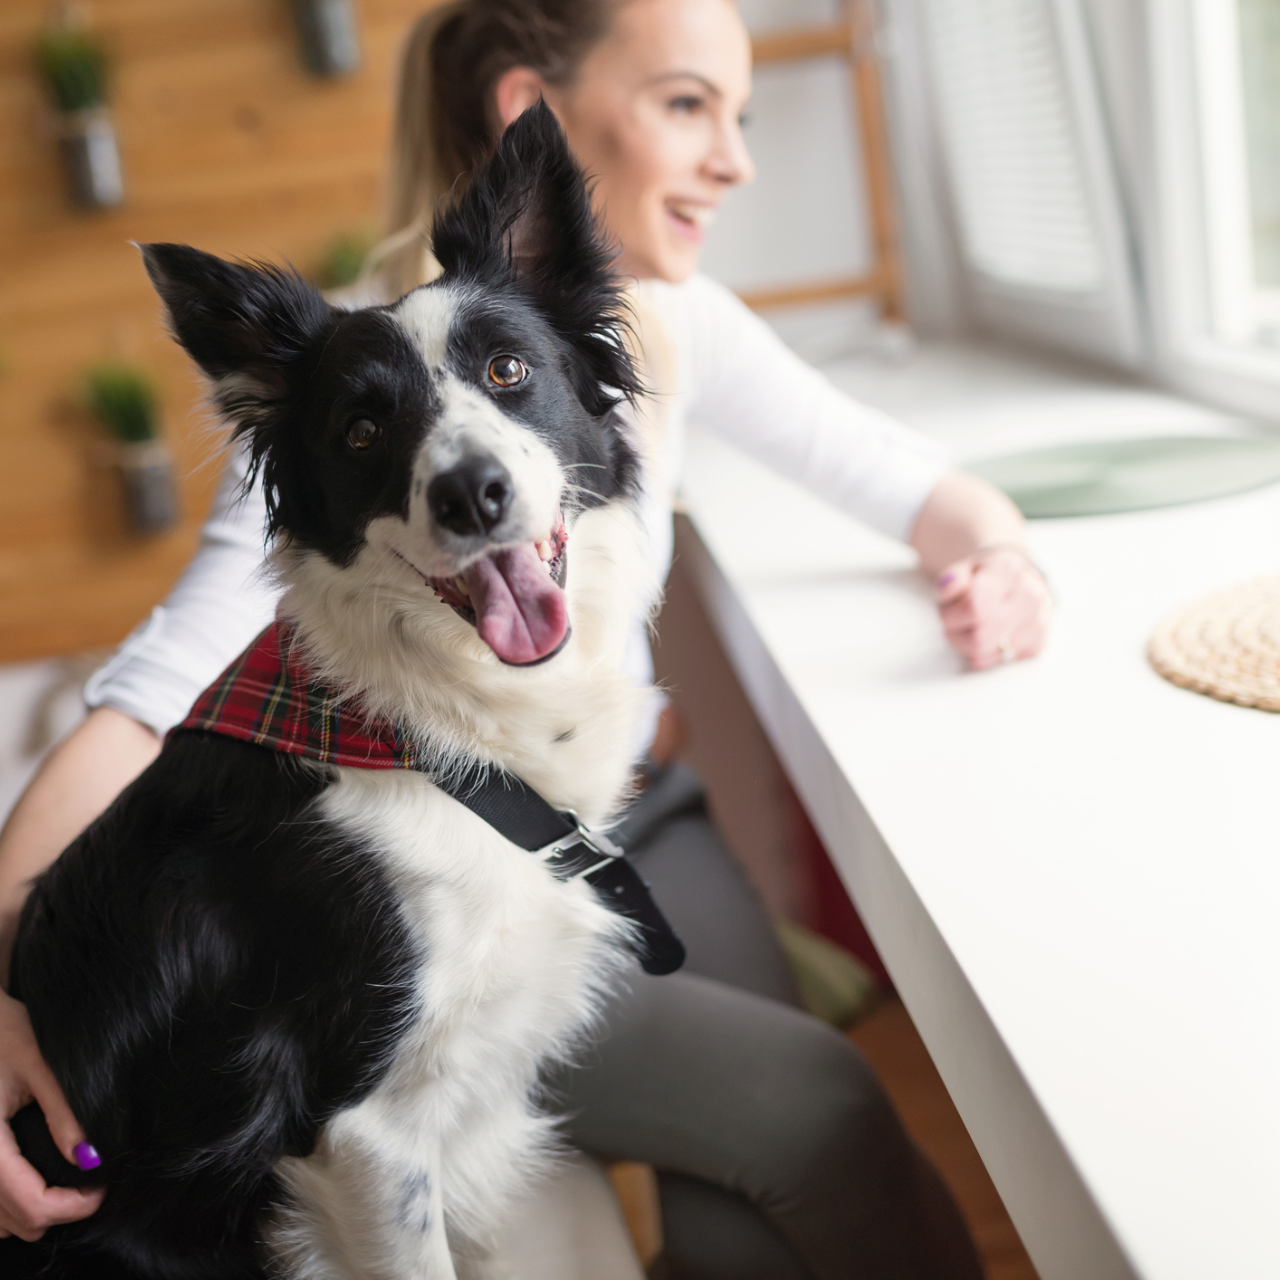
314, 228, 377, 290
35, 13, 123, 210
85, 364, 179, 535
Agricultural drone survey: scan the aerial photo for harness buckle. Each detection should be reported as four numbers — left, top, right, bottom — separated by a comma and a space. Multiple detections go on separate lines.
535, 810, 624, 880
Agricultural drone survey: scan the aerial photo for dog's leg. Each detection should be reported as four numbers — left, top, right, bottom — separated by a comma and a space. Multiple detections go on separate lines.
434, 1094, 560, 1280
267, 1110, 458, 1280
451, 1240, 511, 1280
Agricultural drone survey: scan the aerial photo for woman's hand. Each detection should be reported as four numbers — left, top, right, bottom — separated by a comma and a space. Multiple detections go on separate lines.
935, 546, 1052, 670
0, 990, 104, 1240
909, 470, 1052, 669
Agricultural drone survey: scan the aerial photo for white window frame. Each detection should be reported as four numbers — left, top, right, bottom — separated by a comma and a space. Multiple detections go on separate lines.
1145, 0, 1280, 418
911, 0, 1145, 369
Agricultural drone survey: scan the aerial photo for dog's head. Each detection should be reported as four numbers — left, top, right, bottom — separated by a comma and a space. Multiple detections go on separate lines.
142, 103, 643, 669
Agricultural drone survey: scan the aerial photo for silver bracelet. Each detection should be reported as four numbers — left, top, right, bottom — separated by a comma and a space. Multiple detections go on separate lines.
974, 542, 1052, 591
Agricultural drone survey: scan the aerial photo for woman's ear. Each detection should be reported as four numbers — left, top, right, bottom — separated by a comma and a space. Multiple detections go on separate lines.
493, 66, 550, 129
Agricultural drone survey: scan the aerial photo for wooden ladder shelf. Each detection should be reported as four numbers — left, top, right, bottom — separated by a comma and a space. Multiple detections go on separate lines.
742, 0, 904, 321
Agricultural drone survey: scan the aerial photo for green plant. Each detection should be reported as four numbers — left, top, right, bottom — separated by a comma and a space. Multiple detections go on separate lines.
85, 364, 158, 443
314, 229, 377, 290
35, 26, 109, 114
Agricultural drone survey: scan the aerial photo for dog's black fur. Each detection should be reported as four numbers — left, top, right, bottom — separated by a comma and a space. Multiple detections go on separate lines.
1, 103, 644, 1279
7, 737, 415, 1279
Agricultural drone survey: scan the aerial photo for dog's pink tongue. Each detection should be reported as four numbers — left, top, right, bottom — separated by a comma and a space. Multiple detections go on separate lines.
463, 544, 568, 665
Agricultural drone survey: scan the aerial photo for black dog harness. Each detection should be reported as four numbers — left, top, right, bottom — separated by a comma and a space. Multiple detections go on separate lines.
176, 621, 685, 976
443, 762, 684, 975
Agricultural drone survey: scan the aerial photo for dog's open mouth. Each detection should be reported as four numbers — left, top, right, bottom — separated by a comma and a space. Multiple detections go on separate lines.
426, 520, 569, 666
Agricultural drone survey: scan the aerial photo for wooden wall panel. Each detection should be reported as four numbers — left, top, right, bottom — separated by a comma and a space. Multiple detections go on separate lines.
0, 0, 431, 663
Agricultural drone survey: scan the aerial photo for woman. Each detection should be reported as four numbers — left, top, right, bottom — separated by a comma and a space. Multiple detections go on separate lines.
0, 0, 1050, 1272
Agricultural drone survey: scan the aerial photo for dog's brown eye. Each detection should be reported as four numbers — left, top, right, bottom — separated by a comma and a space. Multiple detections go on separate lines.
345, 418, 380, 451
488, 355, 528, 388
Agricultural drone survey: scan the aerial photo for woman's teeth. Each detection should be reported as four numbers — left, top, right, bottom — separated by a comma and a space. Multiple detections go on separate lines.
666, 199, 714, 228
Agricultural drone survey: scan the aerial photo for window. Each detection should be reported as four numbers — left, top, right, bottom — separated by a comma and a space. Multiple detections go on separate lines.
1146, 0, 1280, 414
923, 0, 1103, 292
912, 0, 1143, 367
1192, 0, 1280, 350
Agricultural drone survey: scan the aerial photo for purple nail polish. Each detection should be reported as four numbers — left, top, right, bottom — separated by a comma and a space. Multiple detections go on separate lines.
938, 572, 956, 588
73, 1141, 101, 1171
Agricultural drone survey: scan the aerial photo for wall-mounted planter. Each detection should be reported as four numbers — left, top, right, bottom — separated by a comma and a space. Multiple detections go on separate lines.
292, 0, 361, 77
84, 364, 177, 535
117, 440, 179, 535
36, 17, 126, 211
57, 106, 123, 210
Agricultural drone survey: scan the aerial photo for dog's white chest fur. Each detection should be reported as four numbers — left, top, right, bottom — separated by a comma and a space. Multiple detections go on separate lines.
265, 767, 630, 1280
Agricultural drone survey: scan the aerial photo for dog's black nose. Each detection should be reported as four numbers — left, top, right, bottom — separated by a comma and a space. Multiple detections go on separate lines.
428, 457, 513, 537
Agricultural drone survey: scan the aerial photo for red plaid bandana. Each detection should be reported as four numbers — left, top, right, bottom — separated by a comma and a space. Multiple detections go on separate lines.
176, 622, 423, 771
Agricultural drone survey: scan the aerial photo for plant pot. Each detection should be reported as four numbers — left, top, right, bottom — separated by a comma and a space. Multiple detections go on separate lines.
117, 441, 179, 535
291, 0, 361, 77
57, 107, 124, 210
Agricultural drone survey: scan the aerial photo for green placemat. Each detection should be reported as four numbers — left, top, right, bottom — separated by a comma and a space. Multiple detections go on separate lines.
967, 435, 1280, 518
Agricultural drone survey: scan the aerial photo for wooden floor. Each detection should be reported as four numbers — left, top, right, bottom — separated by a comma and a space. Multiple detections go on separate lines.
850, 1000, 1041, 1280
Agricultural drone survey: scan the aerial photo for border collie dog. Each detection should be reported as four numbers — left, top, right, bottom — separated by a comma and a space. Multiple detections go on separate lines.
6, 104, 660, 1279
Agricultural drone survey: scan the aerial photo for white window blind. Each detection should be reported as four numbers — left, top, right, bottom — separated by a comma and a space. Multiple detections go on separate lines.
909, 0, 1142, 366
920, 0, 1102, 292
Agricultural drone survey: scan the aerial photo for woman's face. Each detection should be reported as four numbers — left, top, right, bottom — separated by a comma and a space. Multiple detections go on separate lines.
497, 0, 755, 282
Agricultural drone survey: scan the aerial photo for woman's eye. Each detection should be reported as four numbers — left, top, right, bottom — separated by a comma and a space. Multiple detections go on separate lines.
487, 355, 528, 388
345, 418, 380, 450
669, 95, 704, 114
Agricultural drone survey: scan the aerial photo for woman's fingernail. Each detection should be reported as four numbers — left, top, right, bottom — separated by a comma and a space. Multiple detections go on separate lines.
938, 572, 956, 588
73, 1141, 101, 1171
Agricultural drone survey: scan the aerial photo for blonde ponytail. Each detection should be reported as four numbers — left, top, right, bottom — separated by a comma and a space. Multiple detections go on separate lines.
365, 0, 618, 299
365, 3, 464, 297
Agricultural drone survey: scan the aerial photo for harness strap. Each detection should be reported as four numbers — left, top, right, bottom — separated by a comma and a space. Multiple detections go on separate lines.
442, 763, 686, 977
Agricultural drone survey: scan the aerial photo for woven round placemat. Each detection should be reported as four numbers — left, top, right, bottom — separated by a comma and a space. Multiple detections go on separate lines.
1148, 576, 1280, 711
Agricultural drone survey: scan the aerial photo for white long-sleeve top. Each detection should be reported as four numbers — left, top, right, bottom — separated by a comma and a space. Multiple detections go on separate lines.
85, 274, 949, 744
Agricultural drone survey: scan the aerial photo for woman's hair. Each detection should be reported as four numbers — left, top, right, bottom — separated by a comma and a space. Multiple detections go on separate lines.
373, 0, 618, 296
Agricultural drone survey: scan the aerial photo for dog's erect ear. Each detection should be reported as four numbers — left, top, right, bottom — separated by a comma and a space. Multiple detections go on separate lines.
430, 102, 642, 413
139, 244, 335, 542
139, 243, 332, 385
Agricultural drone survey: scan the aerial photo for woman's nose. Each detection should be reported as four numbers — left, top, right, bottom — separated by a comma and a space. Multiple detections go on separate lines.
706, 117, 756, 188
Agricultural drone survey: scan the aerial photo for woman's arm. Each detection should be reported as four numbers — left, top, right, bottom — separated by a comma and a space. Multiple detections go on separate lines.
0, 709, 160, 983
669, 276, 1051, 669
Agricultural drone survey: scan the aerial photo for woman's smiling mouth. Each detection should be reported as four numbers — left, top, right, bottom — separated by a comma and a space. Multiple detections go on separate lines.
664, 197, 717, 242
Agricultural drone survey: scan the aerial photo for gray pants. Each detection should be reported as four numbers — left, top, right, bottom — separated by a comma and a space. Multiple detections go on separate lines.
545, 765, 984, 1280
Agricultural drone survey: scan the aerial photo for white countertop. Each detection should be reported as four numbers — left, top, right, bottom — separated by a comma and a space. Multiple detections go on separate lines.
675, 343, 1280, 1280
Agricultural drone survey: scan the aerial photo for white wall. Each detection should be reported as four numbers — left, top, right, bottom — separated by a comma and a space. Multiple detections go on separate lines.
697, 0, 894, 353
696, 0, 971, 349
